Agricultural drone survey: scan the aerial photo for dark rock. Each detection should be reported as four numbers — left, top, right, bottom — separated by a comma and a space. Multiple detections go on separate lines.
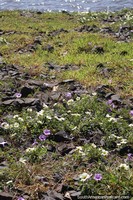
107, 141, 117, 150
75, 25, 99, 33
59, 79, 74, 85
105, 92, 115, 99
69, 190, 81, 199
119, 146, 133, 156
36, 11, 43, 15
46, 62, 57, 70
23, 98, 39, 105
120, 51, 128, 56
42, 196, 55, 200
99, 68, 110, 78
42, 82, 58, 91
61, 10, 71, 15
14, 99, 24, 105
52, 131, 71, 142
0, 192, 13, 200
53, 173, 63, 183
96, 85, 115, 98
116, 25, 133, 40
51, 93, 61, 102
28, 44, 37, 52
58, 143, 75, 156
34, 37, 42, 45
27, 79, 43, 86
92, 46, 104, 54
111, 94, 122, 104
43, 45, 54, 53
96, 63, 105, 68
47, 28, 68, 37
2, 99, 14, 105
78, 46, 91, 53
23, 98, 42, 110
0, 161, 8, 170
100, 27, 114, 34
47, 190, 63, 200
47, 144, 56, 152
21, 85, 34, 97
46, 63, 79, 71
56, 184, 74, 193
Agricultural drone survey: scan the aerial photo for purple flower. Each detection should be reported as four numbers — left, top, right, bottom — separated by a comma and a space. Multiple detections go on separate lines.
65, 92, 72, 99
18, 197, 25, 200
107, 99, 112, 105
127, 153, 133, 160
111, 103, 116, 109
15, 93, 22, 98
94, 173, 102, 181
129, 110, 133, 117
39, 134, 46, 141
43, 129, 51, 136
32, 139, 38, 146
107, 108, 112, 113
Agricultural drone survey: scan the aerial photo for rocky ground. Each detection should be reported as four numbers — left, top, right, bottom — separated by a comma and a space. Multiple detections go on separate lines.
0, 9, 133, 200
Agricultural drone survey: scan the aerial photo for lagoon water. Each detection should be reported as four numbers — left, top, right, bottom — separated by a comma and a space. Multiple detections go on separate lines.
0, 0, 133, 12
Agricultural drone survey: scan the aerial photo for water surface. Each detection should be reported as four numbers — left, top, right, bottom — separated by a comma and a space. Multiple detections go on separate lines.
0, 0, 133, 12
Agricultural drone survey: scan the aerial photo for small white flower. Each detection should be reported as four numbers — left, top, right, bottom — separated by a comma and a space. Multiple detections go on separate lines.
67, 99, 74, 105
79, 172, 92, 182
108, 117, 117, 122
6, 180, 13, 185
92, 92, 97, 96
67, 110, 71, 113
129, 124, 133, 127
119, 116, 123, 119
71, 113, 81, 117
76, 146, 83, 151
18, 117, 24, 122
76, 146, 85, 156
100, 148, 109, 156
27, 108, 32, 112
26, 147, 36, 153
106, 114, 111, 118
85, 111, 91, 115
19, 157, 27, 164
119, 163, 129, 170
37, 120, 43, 124
13, 115, 19, 119
109, 134, 117, 139
10, 133, 17, 138
1, 122, 10, 129
116, 136, 122, 139
71, 126, 77, 130
76, 97, 80, 101
46, 115, 52, 120
43, 103, 48, 108
120, 139, 127, 144
91, 143, 97, 148
13, 122, 19, 128
59, 117, 65, 121
37, 110, 44, 116
117, 143, 122, 146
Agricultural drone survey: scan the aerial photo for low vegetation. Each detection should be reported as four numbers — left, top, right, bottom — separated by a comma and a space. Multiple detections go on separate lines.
0, 8, 133, 200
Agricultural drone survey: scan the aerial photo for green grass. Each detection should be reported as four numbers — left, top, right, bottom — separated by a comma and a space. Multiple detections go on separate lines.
0, 10, 133, 96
